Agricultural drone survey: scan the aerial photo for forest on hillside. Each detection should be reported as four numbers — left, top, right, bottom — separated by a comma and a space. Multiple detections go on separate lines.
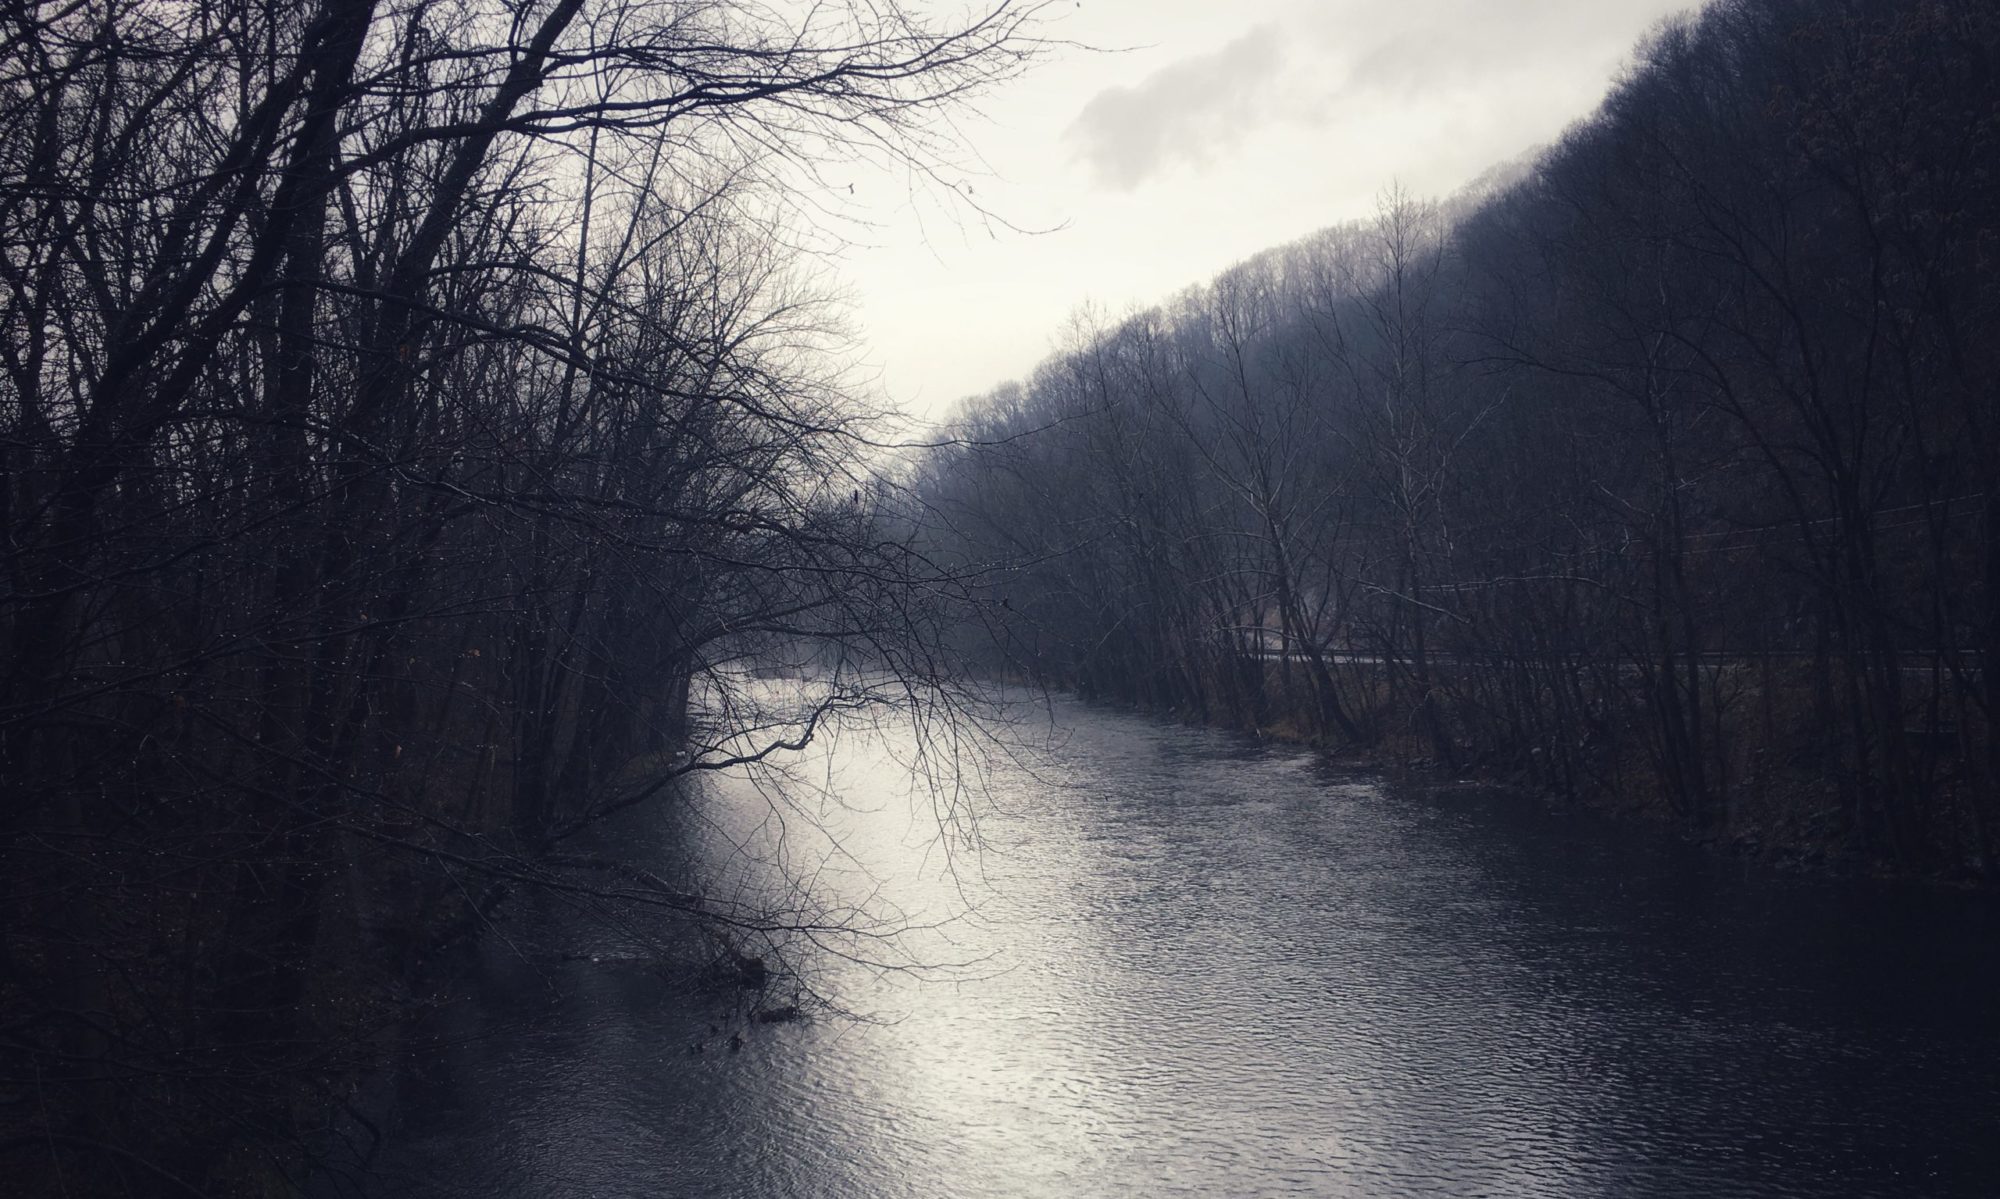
920, 0, 1999, 874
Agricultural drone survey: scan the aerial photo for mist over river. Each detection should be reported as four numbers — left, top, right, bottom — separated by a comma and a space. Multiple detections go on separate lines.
351, 697, 2000, 1197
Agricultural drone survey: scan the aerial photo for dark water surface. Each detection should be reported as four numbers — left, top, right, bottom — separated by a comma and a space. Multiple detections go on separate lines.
353, 699, 2000, 1197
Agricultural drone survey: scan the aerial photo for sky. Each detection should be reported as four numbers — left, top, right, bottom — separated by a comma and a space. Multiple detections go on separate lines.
826, 0, 1694, 421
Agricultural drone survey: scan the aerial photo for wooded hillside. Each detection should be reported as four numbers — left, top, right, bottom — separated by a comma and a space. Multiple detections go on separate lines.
922, 0, 1999, 876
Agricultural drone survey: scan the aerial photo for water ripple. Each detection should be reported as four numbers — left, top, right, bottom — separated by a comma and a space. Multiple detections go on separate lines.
362, 698, 2000, 1197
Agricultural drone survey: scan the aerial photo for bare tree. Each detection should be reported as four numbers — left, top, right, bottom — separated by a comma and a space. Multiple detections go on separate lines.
920, 0, 1997, 875
0, 0, 1054, 1191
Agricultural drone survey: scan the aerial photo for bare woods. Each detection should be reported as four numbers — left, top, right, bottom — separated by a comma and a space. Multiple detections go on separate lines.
0, 0, 1046, 1192
923, 1, 1999, 876
4, 0, 1996, 1190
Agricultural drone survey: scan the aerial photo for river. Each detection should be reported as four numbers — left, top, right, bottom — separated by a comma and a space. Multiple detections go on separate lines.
345, 696, 2000, 1197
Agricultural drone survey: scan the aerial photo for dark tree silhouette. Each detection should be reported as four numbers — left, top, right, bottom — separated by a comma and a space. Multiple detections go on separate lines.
0, 0, 1051, 1191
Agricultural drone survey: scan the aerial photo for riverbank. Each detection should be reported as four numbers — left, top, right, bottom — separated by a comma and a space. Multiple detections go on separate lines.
1066, 656, 1993, 888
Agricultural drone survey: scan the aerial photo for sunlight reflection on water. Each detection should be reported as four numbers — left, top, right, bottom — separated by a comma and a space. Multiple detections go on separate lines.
362, 695, 2000, 1197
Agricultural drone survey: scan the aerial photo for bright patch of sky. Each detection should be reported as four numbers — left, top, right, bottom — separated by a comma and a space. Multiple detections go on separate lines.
826, 0, 1693, 421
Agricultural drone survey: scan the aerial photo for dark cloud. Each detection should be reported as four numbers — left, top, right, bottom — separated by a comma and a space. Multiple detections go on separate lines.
1064, 26, 1284, 191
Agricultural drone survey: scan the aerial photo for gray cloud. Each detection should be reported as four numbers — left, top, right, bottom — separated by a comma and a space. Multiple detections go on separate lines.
1342, 30, 1471, 97
1064, 26, 1284, 191
1303, 0, 1687, 98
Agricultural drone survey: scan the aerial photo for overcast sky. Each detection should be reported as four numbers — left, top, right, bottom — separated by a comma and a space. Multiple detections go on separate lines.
828, 0, 1693, 420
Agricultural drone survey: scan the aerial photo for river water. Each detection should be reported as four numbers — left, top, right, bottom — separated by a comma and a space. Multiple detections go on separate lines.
350, 697, 2000, 1197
